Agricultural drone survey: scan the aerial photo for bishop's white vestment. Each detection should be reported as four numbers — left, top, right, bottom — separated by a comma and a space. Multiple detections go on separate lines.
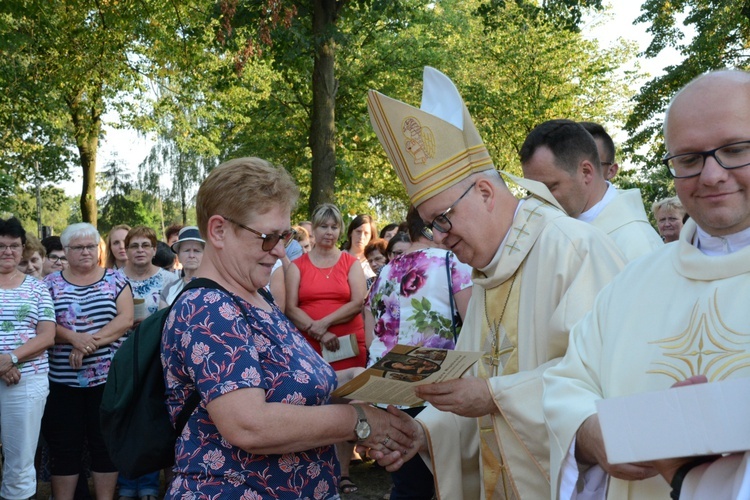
543, 218, 750, 499
417, 194, 626, 499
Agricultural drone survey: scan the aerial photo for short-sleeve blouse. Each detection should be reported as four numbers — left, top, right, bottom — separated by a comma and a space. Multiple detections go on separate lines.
162, 286, 340, 499
0, 276, 55, 375
365, 248, 473, 365
118, 268, 177, 318
44, 269, 130, 387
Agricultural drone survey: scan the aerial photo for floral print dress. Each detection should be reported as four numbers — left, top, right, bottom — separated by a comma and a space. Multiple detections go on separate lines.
365, 248, 472, 365
162, 287, 341, 499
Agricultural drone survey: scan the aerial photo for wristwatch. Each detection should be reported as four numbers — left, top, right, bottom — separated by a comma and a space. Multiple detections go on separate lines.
352, 405, 371, 441
8, 352, 18, 365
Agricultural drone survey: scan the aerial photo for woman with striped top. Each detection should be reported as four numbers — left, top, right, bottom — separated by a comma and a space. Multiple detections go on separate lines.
43, 223, 134, 500
0, 217, 56, 500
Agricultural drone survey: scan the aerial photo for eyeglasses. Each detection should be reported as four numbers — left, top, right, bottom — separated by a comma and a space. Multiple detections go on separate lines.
0, 244, 24, 253
127, 242, 154, 250
422, 182, 476, 241
663, 140, 750, 179
601, 162, 613, 167
48, 254, 68, 263
67, 245, 98, 253
221, 216, 296, 252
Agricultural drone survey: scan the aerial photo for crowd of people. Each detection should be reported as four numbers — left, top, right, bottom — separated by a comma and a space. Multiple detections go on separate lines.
1, 66, 748, 500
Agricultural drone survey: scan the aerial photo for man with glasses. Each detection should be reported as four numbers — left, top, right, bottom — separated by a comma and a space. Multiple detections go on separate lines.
520, 119, 662, 261
366, 67, 625, 499
543, 70, 750, 500
41, 236, 68, 276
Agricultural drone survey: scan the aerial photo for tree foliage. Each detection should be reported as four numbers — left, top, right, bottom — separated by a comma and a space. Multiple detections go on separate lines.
12, 186, 75, 236
623, 0, 750, 207
2, 0, 637, 227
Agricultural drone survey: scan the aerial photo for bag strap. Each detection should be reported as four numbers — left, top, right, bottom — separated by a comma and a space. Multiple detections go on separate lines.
169, 278, 274, 434
446, 252, 458, 342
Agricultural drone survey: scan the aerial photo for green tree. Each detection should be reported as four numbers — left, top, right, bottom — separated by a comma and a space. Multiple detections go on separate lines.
439, 0, 637, 176
205, 0, 634, 221
13, 186, 74, 236
0, 1, 150, 225
623, 0, 750, 207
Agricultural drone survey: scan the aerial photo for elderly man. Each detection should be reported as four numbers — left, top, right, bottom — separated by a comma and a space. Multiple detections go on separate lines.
366, 67, 625, 499
543, 69, 750, 499
520, 119, 662, 261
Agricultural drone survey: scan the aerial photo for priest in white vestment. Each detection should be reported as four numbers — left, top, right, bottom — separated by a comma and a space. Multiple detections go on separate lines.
543, 70, 750, 500
520, 119, 662, 262
365, 67, 626, 499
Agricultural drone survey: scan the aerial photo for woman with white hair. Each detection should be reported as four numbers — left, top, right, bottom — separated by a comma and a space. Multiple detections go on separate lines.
652, 196, 686, 243
43, 223, 134, 500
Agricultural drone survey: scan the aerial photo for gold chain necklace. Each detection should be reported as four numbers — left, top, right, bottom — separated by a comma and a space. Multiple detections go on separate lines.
483, 273, 517, 370
317, 265, 335, 279
311, 251, 339, 279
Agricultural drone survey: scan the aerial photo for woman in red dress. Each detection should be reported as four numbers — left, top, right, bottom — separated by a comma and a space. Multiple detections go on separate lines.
286, 203, 367, 369
286, 203, 367, 493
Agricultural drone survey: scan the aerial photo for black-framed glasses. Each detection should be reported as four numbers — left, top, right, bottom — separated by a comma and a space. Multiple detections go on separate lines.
663, 140, 750, 179
422, 182, 476, 241
48, 254, 68, 263
222, 215, 296, 252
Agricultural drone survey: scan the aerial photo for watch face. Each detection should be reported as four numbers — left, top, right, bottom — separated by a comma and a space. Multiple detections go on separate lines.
355, 421, 371, 440
10, 353, 17, 364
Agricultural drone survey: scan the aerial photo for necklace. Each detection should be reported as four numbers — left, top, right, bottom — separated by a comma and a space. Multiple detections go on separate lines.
311, 251, 339, 279
483, 273, 517, 371
0, 271, 21, 288
318, 265, 335, 279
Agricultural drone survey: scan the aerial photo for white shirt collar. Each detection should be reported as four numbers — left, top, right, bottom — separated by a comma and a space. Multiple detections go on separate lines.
694, 224, 750, 256
577, 182, 617, 224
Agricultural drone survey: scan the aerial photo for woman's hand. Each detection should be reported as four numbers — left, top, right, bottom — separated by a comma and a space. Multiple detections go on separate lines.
1, 366, 21, 386
356, 405, 422, 470
70, 331, 98, 356
321, 332, 340, 351
69, 348, 86, 369
308, 319, 330, 338
0, 353, 15, 376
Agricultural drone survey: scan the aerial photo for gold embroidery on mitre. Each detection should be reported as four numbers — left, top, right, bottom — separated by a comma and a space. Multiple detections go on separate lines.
648, 289, 750, 382
402, 117, 435, 165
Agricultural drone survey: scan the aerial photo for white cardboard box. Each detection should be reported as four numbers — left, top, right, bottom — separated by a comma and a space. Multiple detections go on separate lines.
596, 377, 750, 464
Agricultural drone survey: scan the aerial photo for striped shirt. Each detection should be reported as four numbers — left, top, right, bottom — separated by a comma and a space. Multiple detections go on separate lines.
0, 275, 55, 375
44, 269, 130, 387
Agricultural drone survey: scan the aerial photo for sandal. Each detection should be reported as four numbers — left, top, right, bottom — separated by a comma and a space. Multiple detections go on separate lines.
339, 476, 358, 494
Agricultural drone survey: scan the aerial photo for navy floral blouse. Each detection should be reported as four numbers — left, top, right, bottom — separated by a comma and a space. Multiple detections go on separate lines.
161, 287, 341, 499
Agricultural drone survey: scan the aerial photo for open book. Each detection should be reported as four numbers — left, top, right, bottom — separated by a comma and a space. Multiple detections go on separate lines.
332, 344, 482, 406
321, 333, 359, 364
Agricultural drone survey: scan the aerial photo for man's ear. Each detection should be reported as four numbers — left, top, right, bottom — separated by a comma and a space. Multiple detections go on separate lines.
606, 162, 619, 180
580, 160, 597, 184
474, 177, 496, 212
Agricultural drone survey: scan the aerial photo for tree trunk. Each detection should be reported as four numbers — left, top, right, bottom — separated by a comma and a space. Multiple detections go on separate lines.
308, 0, 338, 215
68, 89, 102, 227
